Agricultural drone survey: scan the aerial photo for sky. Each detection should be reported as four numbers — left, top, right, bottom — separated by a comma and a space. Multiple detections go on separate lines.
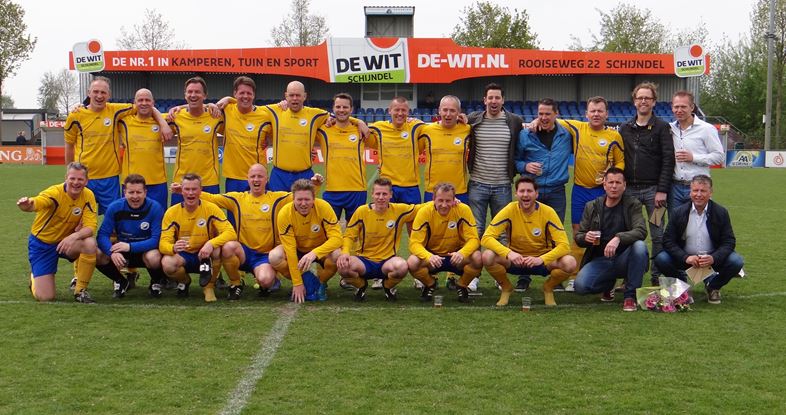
4, 0, 757, 108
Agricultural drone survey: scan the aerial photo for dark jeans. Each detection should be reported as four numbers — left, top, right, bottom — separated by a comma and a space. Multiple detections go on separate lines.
626, 184, 664, 276
654, 251, 744, 291
575, 240, 649, 299
468, 180, 511, 238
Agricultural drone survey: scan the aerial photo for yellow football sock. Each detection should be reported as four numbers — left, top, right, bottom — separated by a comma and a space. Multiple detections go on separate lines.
170, 267, 190, 284
203, 286, 217, 302
486, 263, 513, 292
343, 275, 366, 289
383, 274, 403, 289
412, 267, 436, 287
29, 273, 36, 299
223, 256, 242, 284
212, 257, 222, 279
458, 265, 481, 287
318, 258, 337, 283
74, 253, 96, 292
570, 240, 585, 278
543, 291, 556, 307
496, 290, 512, 307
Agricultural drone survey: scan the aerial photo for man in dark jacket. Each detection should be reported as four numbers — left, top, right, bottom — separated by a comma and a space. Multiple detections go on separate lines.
619, 82, 674, 285
574, 167, 648, 312
654, 175, 743, 304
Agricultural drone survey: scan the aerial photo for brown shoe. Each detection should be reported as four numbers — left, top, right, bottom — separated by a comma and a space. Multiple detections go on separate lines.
706, 288, 721, 304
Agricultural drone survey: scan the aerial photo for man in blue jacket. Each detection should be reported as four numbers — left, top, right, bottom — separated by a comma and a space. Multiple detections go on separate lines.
513, 98, 572, 291
654, 175, 743, 304
96, 174, 167, 298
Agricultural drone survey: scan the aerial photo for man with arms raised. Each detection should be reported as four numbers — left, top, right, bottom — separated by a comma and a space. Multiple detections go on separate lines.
408, 182, 482, 303
95, 174, 167, 298
336, 178, 420, 302
160, 173, 237, 302
17, 163, 99, 303
482, 177, 576, 307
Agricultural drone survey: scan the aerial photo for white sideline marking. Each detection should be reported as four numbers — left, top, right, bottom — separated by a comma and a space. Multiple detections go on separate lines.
219, 303, 298, 415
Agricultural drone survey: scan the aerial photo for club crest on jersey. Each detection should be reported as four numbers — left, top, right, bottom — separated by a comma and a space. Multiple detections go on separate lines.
72, 207, 82, 216
448, 221, 457, 229
261, 204, 270, 213
299, 119, 308, 127
197, 218, 207, 227
400, 132, 408, 139
598, 139, 608, 147
245, 123, 254, 132
140, 222, 150, 231
203, 125, 212, 133
386, 220, 395, 229
311, 224, 320, 232
103, 118, 111, 127
453, 137, 462, 145
532, 227, 542, 237
152, 125, 160, 133
348, 134, 358, 142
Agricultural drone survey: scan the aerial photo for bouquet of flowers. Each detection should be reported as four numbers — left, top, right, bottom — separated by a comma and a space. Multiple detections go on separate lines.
636, 277, 692, 312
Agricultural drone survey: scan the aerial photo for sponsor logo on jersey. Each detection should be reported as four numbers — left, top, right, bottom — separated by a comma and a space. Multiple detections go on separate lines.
140, 221, 150, 230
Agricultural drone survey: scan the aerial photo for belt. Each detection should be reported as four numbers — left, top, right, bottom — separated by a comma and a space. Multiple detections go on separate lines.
674, 179, 692, 186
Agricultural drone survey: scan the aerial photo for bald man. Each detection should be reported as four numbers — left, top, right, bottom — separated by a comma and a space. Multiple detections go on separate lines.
117, 88, 169, 208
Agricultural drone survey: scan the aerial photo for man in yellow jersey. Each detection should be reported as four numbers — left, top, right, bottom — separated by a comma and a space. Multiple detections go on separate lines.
481, 176, 576, 307
169, 76, 224, 205
408, 182, 482, 303
160, 173, 237, 302
65, 76, 172, 215
269, 179, 342, 303
316, 92, 369, 222
418, 96, 471, 204
335, 177, 422, 302
367, 97, 425, 204
188, 164, 292, 300
265, 81, 368, 192
17, 163, 99, 303
221, 76, 273, 193
118, 88, 169, 208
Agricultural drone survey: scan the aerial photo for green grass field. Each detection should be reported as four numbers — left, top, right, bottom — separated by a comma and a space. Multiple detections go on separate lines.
1, 164, 785, 414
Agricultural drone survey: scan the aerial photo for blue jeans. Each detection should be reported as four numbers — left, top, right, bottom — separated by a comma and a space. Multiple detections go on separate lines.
654, 251, 744, 291
575, 240, 649, 299
668, 183, 691, 218
537, 185, 566, 224
625, 184, 664, 277
468, 180, 511, 237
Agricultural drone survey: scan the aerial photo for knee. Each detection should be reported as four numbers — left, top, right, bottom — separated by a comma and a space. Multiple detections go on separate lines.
573, 273, 591, 294
562, 255, 577, 274
726, 252, 745, 270
222, 242, 239, 259
160, 256, 178, 274
631, 240, 648, 256
83, 238, 97, 254
481, 250, 497, 267
143, 250, 162, 269
268, 246, 285, 264
35, 292, 56, 302
406, 255, 420, 271
468, 251, 483, 268
653, 251, 672, 269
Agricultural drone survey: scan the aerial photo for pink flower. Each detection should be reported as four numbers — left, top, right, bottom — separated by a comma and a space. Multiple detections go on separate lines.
676, 292, 690, 305
644, 294, 660, 310
661, 302, 677, 313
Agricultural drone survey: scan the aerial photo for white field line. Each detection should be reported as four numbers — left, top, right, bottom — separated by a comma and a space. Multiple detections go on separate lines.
219, 302, 298, 415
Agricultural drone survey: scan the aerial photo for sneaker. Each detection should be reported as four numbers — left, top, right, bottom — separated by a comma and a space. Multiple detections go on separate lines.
317, 283, 328, 301
551, 283, 565, 292
564, 279, 575, 292
383, 286, 398, 302
125, 271, 140, 289
74, 289, 95, 304
198, 259, 212, 287
420, 283, 436, 302
149, 283, 163, 298
706, 288, 721, 304
371, 279, 383, 290
600, 289, 615, 302
353, 282, 368, 302
176, 282, 190, 298
446, 277, 458, 291
69, 277, 77, 292
622, 298, 637, 312
112, 278, 130, 299
457, 286, 470, 303
227, 284, 243, 301
269, 278, 281, 292
514, 277, 530, 293
257, 287, 271, 298
413, 279, 424, 289
467, 277, 479, 292
164, 279, 178, 290
339, 278, 355, 290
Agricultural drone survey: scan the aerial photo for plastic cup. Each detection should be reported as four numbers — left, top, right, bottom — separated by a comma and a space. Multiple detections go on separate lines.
433, 295, 443, 308
521, 296, 532, 312
590, 230, 602, 246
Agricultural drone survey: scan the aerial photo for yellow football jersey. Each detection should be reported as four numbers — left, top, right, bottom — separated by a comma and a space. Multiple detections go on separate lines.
171, 109, 224, 186
481, 201, 571, 265
277, 198, 342, 286
409, 202, 478, 260
201, 191, 291, 253
367, 120, 425, 187
559, 119, 624, 188
64, 103, 134, 179
418, 123, 470, 194
118, 114, 166, 185
29, 184, 98, 244
222, 103, 273, 180
316, 124, 367, 192
342, 203, 420, 262
266, 105, 329, 172
159, 200, 236, 255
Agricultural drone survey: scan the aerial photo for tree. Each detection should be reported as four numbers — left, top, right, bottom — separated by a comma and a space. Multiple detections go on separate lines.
451, 1, 539, 49
1, 94, 12, 108
271, 0, 329, 47
117, 8, 186, 50
0, 0, 37, 139
37, 69, 79, 117
570, 4, 666, 53
750, 0, 786, 148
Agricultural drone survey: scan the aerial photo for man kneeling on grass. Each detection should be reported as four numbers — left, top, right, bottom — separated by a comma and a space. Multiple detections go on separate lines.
407, 182, 482, 303
481, 176, 576, 307
160, 173, 237, 302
